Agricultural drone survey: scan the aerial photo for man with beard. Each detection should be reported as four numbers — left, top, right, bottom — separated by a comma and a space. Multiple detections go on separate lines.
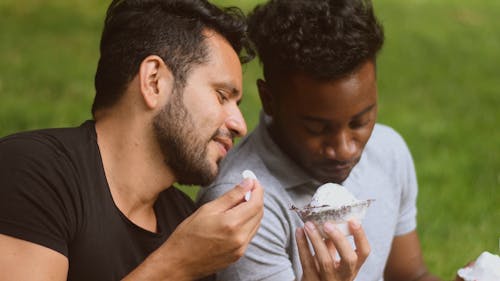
198, 0, 445, 281
0, 0, 265, 280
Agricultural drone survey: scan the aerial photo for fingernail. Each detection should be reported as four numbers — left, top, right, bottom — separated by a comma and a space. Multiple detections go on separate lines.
239, 178, 253, 189
305, 222, 316, 232
324, 222, 338, 234
350, 220, 361, 230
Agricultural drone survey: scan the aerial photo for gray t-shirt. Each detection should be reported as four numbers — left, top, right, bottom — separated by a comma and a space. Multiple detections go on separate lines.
197, 114, 418, 281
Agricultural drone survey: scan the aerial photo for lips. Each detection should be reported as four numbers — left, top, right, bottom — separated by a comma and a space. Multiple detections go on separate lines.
331, 164, 352, 172
319, 161, 353, 171
313, 158, 360, 179
319, 165, 352, 176
213, 137, 233, 156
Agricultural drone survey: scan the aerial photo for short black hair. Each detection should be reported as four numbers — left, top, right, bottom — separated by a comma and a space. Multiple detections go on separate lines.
92, 0, 254, 116
248, 0, 384, 83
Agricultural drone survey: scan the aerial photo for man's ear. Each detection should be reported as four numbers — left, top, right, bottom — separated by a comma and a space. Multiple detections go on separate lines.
257, 79, 274, 116
138, 55, 174, 109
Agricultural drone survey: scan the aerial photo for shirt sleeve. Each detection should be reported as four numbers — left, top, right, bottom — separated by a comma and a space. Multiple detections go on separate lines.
197, 184, 296, 281
0, 136, 79, 256
394, 136, 418, 236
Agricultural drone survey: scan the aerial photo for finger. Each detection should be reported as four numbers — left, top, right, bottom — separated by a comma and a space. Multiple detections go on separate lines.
304, 221, 335, 277
205, 178, 255, 212
296, 227, 319, 280
349, 220, 370, 267
224, 181, 264, 239
226, 180, 264, 218
325, 239, 338, 262
465, 260, 475, 267
323, 222, 357, 272
235, 203, 264, 245
246, 193, 265, 238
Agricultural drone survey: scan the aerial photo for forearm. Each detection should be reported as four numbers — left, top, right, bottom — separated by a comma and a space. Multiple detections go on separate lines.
385, 232, 442, 281
122, 248, 193, 281
386, 268, 443, 281
122, 180, 264, 281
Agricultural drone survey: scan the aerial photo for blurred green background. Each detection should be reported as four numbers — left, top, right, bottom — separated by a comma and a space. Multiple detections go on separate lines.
0, 0, 498, 279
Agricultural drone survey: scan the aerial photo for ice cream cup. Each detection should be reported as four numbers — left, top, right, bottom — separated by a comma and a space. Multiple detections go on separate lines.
292, 199, 374, 237
457, 251, 500, 281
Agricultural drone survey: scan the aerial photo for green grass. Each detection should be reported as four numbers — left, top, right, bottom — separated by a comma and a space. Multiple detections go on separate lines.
0, 0, 498, 279
374, 1, 500, 277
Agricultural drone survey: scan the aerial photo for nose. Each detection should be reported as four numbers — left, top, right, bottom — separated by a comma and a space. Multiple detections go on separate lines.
324, 130, 357, 162
225, 105, 247, 138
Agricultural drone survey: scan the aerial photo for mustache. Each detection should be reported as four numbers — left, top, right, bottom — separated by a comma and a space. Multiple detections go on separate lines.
211, 128, 234, 140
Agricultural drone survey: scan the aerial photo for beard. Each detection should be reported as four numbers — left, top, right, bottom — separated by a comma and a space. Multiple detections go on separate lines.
152, 89, 216, 186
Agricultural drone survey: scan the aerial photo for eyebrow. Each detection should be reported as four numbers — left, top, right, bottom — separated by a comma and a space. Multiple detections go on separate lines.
215, 82, 240, 97
352, 103, 377, 119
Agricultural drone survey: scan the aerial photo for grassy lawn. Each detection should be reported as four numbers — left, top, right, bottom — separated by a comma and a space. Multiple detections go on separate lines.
1, 0, 498, 279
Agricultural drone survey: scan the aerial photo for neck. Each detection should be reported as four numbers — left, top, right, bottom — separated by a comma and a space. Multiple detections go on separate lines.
95, 114, 175, 232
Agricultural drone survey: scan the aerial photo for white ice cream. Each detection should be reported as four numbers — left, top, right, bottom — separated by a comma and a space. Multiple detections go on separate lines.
310, 183, 359, 212
305, 183, 366, 236
457, 251, 500, 281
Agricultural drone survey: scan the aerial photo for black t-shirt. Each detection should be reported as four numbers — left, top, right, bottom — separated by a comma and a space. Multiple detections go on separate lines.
0, 121, 213, 281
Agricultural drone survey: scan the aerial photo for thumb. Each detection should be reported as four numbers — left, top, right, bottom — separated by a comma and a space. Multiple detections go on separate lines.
206, 178, 254, 212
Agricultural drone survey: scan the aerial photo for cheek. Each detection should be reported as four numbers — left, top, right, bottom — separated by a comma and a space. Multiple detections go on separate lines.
353, 125, 375, 149
189, 101, 223, 131
290, 133, 323, 161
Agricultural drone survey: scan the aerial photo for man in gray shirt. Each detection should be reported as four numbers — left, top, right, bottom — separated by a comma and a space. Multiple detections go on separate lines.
198, 0, 443, 280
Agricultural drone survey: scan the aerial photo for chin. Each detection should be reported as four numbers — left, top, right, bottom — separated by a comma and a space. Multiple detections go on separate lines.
178, 168, 217, 187
205, 158, 220, 182
210, 164, 219, 180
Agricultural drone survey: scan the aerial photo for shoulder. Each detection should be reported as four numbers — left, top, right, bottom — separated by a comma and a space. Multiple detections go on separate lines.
364, 124, 418, 189
369, 124, 409, 151
362, 124, 416, 181
0, 122, 94, 159
366, 124, 413, 162
1, 129, 72, 173
0, 124, 94, 256
1, 123, 97, 180
0, 122, 100, 213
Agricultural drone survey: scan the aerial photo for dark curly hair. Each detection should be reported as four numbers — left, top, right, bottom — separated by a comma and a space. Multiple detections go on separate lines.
248, 0, 384, 82
92, 0, 254, 116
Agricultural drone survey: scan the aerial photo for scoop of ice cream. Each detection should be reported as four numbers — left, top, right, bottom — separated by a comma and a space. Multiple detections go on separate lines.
309, 183, 359, 212
457, 251, 500, 281
292, 183, 372, 237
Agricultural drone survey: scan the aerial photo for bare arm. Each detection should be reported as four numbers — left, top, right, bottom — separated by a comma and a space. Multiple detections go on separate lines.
0, 234, 68, 281
123, 178, 264, 281
384, 231, 441, 281
0, 179, 262, 281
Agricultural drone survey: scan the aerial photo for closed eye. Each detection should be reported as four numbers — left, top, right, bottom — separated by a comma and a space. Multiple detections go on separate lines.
349, 118, 371, 129
349, 104, 376, 129
216, 89, 229, 104
303, 121, 328, 135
